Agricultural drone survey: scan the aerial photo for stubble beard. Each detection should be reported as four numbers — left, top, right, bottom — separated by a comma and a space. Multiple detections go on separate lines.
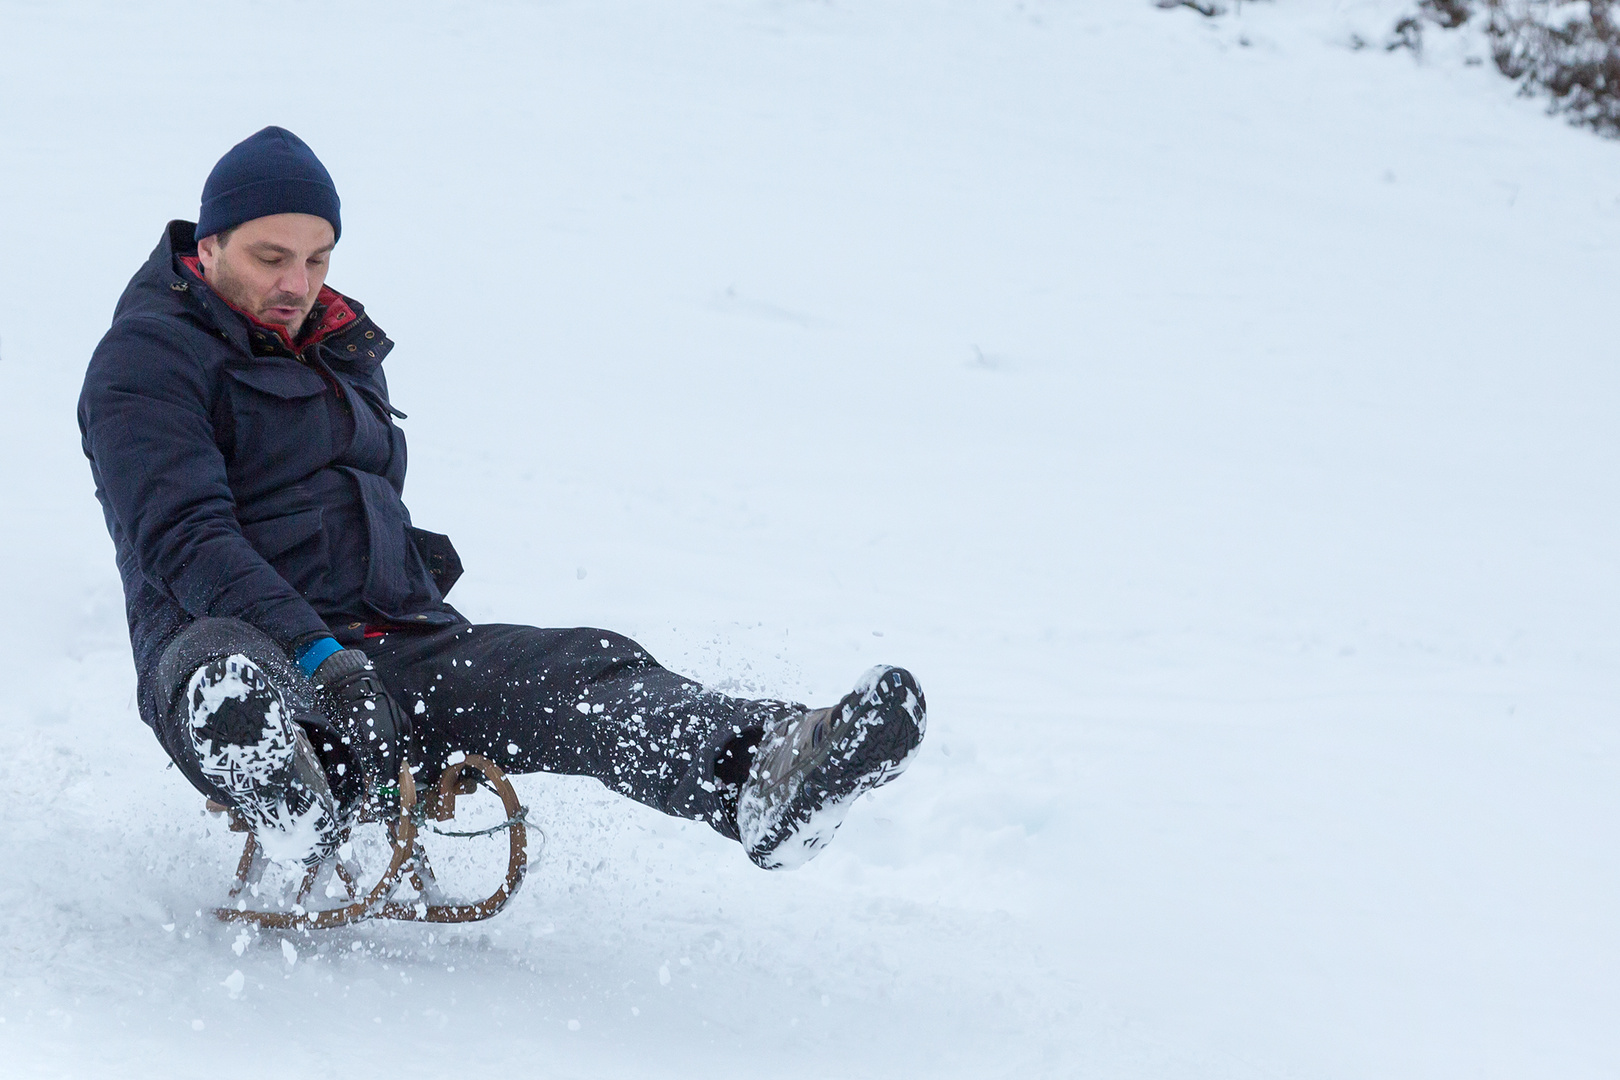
205, 257, 311, 338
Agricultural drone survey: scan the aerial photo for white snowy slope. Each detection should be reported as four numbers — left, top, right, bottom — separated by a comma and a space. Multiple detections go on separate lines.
1, 1, 1617, 1076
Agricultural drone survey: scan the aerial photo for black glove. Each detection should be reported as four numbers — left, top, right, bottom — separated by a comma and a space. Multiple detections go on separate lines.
311, 648, 412, 810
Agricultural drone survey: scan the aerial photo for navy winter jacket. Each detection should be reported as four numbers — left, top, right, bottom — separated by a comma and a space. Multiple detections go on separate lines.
79, 221, 463, 729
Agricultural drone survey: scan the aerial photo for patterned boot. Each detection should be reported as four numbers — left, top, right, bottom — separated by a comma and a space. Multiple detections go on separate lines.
186, 653, 341, 868
737, 665, 926, 870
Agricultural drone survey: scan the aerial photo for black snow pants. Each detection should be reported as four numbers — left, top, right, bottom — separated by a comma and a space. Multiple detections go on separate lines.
152, 618, 765, 841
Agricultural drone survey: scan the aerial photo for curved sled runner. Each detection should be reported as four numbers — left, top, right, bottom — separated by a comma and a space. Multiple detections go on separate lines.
210, 753, 528, 930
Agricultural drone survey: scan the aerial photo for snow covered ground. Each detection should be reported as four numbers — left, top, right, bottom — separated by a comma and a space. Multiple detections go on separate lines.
2, 1, 1617, 1076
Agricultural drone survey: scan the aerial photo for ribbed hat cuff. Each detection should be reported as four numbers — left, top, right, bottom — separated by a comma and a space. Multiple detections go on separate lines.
195, 176, 341, 244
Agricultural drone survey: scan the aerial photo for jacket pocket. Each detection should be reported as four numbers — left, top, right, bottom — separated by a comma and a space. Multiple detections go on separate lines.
342, 468, 442, 617
225, 362, 329, 399
407, 527, 463, 598
223, 363, 333, 476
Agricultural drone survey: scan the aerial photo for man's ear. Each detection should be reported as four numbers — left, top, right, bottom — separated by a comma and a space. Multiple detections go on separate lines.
197, 234, 219, 274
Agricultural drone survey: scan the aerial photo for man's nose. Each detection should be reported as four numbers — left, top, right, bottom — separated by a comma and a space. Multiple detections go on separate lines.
277, 264, 311, 297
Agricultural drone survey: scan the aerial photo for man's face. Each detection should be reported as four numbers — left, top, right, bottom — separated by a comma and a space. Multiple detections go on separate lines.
196, 213, 336, 337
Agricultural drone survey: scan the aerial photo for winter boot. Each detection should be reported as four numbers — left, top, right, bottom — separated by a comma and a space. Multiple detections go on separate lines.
737, 665, 926, 870
186, 654, 342, 868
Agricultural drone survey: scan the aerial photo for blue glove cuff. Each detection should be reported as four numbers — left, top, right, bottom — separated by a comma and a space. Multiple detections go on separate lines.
295, 636, 344, 678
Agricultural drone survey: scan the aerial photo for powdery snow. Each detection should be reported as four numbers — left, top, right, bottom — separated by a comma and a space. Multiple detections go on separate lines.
1, 1, 1617, 1077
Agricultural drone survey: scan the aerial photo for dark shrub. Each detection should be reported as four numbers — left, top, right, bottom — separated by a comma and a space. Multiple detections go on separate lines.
1393, 1, 1620, 137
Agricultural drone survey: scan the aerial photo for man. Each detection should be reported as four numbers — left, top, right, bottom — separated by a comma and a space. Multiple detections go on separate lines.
79, 126, 924, 873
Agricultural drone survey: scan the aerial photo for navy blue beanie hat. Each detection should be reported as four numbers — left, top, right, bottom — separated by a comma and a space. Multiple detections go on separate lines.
195, 126, 341, 244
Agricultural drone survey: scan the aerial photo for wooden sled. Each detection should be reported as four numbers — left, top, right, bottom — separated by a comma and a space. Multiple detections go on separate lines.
209, 753, 528, 930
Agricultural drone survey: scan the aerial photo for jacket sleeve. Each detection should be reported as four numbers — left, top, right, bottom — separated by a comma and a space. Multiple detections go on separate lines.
79, 315, 331, 652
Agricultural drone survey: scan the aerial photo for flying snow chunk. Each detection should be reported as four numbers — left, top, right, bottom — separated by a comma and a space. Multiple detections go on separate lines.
658, 963, 671, 986
282, 940, 298, 966
222, 970, 245, 998
507, 743, 520, 755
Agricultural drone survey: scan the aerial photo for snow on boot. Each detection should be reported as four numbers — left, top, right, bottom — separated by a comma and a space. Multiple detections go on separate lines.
737, 665, 926, 870
186, 654, 341, 868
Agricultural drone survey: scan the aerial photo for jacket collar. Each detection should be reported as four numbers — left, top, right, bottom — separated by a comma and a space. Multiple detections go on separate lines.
175, 253, 359, 355
113, 221, 393, 372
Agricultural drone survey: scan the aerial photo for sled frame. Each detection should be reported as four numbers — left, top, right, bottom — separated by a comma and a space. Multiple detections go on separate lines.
211, 753, 527, 930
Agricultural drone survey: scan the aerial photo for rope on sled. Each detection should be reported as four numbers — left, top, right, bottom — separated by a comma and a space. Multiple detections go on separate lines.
418, 804, 529, 838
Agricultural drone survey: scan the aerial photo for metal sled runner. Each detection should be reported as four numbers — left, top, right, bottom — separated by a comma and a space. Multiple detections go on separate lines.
209, 753, 528, 930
